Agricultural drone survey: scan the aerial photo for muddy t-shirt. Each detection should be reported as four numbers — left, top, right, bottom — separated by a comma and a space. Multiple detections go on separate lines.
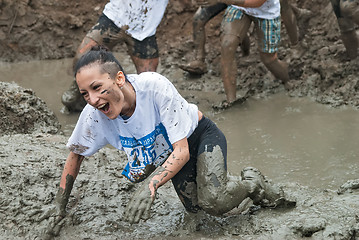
67, 72, 199, 182
103, 0, 168, 41
232, 0, 280, 19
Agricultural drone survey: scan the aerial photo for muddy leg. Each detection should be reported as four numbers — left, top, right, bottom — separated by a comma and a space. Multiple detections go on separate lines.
61, 37, 98, 112
260, 52, 290, 86
131, 56, 159, 73
196, 146, 295, 215
221, 15, 251, 103
340, 0, 359, 25
280, 0, 298, 46
340, 30, 358, 59
337, 16, 358, 59
180, 3, 227, 74
196, 145, 250, 215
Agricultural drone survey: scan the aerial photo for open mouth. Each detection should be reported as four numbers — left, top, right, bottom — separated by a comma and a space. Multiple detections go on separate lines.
98, 103, 110, 113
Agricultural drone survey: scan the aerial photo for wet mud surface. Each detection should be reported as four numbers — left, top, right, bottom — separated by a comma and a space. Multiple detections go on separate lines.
0, 0, 359, 239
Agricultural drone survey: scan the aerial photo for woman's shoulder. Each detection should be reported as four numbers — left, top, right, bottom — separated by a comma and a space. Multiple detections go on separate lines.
132, 72, 171, 91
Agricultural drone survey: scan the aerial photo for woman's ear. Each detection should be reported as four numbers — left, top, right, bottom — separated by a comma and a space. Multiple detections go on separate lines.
115, 71, 126, 88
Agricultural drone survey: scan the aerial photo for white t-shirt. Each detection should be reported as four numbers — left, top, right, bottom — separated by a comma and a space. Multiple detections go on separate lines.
232, 0, 280, 19
67, 72, 199, 182
103, 0, 169, 41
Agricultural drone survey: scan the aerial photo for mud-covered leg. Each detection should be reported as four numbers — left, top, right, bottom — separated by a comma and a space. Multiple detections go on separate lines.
196, 145, 250, 215
180, 3, 227, 75
196, 147, 295, 214
241, 167, 296, 208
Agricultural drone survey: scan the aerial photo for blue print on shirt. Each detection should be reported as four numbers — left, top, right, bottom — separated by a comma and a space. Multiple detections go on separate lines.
121, 123, 173, 182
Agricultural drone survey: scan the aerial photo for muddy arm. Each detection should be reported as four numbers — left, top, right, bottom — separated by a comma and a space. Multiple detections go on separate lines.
123, 137, 190, 223
57, 151, 84, 211
42, 152, 84, 239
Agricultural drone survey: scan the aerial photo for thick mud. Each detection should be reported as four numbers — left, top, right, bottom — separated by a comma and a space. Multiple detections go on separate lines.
0, 0, 359, 239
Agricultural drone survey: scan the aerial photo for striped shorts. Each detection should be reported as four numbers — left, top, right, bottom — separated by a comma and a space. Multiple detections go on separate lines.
223, 6, 281, 53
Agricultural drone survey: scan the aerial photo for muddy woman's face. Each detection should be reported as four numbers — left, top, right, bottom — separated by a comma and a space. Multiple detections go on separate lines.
76, 64, 126, 119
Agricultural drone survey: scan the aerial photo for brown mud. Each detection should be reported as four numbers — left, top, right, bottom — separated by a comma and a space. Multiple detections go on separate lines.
0, 0, 359, 239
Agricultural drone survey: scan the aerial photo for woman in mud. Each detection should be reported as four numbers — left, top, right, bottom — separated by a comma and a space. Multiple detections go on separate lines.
44, 47, 294, 238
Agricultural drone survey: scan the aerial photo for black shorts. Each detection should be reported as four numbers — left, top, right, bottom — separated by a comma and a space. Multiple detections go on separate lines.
171, 116, 227, 213
86, 14, 159, 59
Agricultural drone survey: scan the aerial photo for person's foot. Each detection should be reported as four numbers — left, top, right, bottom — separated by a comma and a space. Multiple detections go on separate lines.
179, 60, 207, 75
212, 89, 252, 110
61, 80, 86, 112
241, 167, 296, 208
285, 42, 307, 63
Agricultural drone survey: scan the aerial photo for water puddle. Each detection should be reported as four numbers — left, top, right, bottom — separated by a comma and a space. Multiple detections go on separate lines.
1, 56, 358, 190
214, 93, 359, 190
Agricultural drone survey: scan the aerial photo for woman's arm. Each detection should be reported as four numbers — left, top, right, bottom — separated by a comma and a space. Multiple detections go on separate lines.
57, 152, 84, 211
59, 152, 84, 190
123, 137, 190, 223
147, 137, 190, 196
42, 152, 84, 239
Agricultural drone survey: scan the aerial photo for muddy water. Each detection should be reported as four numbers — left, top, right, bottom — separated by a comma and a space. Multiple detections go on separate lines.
1, 56, 358, 191
214, 94, 359, 190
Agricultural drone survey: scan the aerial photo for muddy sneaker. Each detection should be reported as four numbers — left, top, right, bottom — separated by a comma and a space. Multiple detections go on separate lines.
241, 167, 296, 208
179, 60, 207, 75
61, 80, 86, 112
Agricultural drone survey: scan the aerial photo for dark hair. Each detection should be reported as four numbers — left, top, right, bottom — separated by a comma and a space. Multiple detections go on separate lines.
74, 45, 126, 80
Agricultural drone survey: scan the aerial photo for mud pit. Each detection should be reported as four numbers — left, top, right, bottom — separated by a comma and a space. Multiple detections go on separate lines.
1, 0, 359, 239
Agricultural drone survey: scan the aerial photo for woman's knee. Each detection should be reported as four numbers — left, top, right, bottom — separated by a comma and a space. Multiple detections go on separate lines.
197, 190, 228, 216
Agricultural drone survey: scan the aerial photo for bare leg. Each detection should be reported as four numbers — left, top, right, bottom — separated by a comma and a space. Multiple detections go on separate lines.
74, 37, 99, 69
280, 0, 298, 46
221, 15, 251, 103
341, 30, 358, 59
339, 0, 359, 59
131, 56, 159, 73
260, 52, 290, 86
180, 3, 227, 74
61, 36, 97, 112
290, 4, 313, 41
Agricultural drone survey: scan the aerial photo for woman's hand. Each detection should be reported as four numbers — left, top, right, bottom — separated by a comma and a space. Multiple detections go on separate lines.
123, 138, 190, 224
40, 204, 67, 239
123, 178, 157, 224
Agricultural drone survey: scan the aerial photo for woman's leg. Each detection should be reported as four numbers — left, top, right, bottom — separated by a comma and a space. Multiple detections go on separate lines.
194, 118, 292, 215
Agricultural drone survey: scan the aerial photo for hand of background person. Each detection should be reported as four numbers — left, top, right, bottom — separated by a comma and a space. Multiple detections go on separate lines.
194, 0, 221, 7
123, 179, 157, 224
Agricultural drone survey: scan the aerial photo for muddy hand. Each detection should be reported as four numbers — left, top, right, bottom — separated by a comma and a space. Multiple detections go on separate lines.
123, 183, 156, 224
38, 205, 66, 240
